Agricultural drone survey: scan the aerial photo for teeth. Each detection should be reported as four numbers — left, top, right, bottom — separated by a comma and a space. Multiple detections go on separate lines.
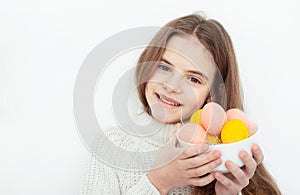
159, 96, 180, 106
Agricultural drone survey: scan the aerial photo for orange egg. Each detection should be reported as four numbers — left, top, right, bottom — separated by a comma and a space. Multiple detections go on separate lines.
179, 124, 207, 144
226, 108, 250, 128
248, 121, 258, 136
201, 102, 227, 136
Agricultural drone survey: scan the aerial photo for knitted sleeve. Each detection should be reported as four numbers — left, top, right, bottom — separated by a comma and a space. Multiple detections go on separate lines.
80, 153, 120, 195
79, 125, 163, 195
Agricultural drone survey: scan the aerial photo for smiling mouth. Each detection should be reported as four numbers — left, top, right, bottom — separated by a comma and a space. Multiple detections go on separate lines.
155, 93, 182, 107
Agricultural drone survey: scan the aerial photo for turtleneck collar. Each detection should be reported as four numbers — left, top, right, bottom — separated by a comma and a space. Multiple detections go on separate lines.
127, 107, 187, 147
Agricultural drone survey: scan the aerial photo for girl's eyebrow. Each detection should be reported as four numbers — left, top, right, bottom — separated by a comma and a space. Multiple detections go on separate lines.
161, 58, 209, 82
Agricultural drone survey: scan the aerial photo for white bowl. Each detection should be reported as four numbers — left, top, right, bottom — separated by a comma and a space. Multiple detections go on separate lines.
176, 126, 260, 173
210, 130, 260, 173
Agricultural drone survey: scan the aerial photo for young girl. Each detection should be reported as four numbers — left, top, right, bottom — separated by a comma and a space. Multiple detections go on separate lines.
80, 14, 281, 195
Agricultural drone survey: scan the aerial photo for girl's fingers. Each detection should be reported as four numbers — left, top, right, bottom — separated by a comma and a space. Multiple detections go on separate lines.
184, 150, 221, 169
212, 146, 262, 193
225, 161, 249, 187
172, 123, 181, 136
251, 143, 264, 164
168, 123, 182, 146
214, 172, 240, 192
187, 173, 215, 187
186, 158, 222, 177
239, 151, 257, 178
179, 144, 209, 159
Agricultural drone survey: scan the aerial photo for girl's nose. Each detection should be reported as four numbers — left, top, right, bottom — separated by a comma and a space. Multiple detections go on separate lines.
163, 74, 183, 93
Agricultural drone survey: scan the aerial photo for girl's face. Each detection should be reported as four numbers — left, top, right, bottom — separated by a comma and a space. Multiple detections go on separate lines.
145, 35, 216, 124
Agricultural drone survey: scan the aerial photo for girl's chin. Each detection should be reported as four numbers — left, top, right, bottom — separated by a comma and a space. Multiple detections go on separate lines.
151, 111, 183, 124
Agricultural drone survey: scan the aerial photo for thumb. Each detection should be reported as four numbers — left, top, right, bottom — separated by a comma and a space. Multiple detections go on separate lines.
169, 123, 182, 146
172, 123, 182, 136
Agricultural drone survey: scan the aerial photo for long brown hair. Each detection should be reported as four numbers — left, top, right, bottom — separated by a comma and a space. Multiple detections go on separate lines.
135, 14, 281, 194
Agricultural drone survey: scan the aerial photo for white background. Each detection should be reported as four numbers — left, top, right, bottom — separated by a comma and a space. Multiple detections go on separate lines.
1, 0, 299, 194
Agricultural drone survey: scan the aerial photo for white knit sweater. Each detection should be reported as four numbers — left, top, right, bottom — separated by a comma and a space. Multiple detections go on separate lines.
80, 110, 194, 195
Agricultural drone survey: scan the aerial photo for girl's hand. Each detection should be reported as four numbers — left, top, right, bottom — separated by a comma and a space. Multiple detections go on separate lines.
213, 144, 264, 195
147, 124, 222, 195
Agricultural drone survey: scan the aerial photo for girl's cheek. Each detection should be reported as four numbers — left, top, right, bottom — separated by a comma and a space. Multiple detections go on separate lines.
195, 89, 210, 107
181, 82, 195, 93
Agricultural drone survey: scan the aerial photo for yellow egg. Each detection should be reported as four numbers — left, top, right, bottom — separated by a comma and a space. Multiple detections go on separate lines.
206, 134, 221, 144
190, 109, 203, 125
221, 119, 249, 144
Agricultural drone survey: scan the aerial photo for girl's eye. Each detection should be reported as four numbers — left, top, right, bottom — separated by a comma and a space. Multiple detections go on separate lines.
188, 77, 202, 84
158, 64, 171, 72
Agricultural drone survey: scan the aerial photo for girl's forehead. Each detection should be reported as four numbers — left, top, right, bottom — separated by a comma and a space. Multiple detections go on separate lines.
164, 35, 217, 81
165, 35, 214, 62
